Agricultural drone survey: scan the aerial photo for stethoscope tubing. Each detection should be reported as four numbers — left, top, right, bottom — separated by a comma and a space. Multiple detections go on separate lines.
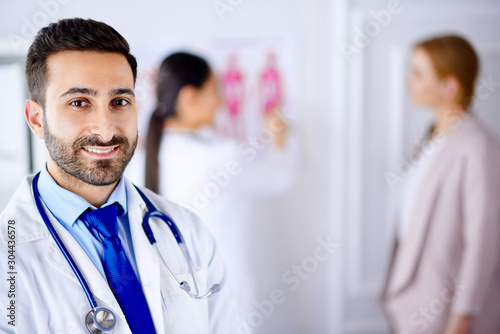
31, 172, 98, 310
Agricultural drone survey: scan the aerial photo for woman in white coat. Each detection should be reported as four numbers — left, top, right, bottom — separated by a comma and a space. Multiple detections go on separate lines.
145, 52, 296, 325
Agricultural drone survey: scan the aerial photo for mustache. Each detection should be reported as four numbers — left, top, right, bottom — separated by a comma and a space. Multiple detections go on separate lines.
72, 134, 130, 149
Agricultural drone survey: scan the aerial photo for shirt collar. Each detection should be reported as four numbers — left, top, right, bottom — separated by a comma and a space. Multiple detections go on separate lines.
37, 166, 128, 228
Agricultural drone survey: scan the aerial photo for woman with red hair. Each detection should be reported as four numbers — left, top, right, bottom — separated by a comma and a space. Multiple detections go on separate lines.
381, 35, 500, 334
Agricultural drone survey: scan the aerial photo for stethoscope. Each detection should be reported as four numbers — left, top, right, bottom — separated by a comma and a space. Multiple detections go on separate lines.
31, 172, 221, 334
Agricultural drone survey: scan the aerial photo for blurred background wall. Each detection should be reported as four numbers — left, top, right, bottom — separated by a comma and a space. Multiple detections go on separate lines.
0, 0, 499, 333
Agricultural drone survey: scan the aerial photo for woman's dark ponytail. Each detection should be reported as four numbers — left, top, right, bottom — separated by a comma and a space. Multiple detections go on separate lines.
145, 108, 164, 193
144, 52, 211, 193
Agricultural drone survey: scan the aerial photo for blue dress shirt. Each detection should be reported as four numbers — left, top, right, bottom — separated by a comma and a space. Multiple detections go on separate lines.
37, 166, 140, 283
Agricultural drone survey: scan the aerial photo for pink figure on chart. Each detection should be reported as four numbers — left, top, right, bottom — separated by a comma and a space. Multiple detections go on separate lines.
259, 52, 282, 115
221, 54, 245, 139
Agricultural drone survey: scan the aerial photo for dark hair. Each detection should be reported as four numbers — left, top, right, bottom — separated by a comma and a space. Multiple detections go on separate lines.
415, 35, 479, 109
25, 18, 137, 109
145, 52, 211, 193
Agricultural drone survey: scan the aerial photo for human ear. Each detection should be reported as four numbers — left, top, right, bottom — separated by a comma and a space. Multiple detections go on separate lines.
25, 99, 44, 139
441, 76, 460, 103
177, 85, 198, 112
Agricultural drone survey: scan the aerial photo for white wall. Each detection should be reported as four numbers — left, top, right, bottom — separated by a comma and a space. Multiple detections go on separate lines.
0, 61, 29, 211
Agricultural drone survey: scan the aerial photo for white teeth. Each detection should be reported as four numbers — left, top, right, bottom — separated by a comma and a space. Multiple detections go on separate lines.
84, 147, 115, 154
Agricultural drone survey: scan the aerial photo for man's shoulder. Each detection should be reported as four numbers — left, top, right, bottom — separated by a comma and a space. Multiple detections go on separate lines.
0, 174, 48, 244
1, 175, 33, 213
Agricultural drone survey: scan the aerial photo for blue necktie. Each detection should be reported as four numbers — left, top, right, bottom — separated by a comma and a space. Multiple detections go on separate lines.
82, 203, 156, 333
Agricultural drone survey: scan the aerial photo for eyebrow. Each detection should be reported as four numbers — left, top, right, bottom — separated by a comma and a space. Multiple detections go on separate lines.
109, 87, 135, 98
58, 87, 135, 99
59, 87, 97, 98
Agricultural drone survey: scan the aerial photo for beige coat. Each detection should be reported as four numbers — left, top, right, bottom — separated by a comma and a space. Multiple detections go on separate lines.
381, 114, 500, 334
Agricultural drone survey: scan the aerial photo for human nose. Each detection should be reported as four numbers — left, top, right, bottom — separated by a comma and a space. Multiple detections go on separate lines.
88, 103, 117, 143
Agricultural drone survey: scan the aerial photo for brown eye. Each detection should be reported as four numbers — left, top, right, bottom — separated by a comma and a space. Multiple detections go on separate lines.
70, 100, 89, 107
113, 99, 130, 107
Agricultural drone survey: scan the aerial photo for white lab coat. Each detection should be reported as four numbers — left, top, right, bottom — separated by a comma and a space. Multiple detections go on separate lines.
158, 128, 298, 320
0, 174, 238, 334
159, 128, 296, 219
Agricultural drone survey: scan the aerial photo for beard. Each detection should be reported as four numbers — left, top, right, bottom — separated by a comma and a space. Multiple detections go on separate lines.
43, 119, 138, 186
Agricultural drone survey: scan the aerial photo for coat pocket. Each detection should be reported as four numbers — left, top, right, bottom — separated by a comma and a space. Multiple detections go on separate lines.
160, 270, 209, 334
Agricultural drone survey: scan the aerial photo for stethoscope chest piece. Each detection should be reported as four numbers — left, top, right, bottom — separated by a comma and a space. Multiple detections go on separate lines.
85, 307, 116, 334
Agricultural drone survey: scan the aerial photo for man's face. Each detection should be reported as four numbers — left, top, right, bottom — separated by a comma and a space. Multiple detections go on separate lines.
42, 51, 137, 186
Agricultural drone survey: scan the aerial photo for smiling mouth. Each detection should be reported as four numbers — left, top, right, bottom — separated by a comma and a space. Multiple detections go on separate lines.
82, 146, 119, 156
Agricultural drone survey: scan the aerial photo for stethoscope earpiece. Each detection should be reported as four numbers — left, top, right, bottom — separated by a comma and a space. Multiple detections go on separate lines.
180, 281, 191, 292
210, 284, 221, 294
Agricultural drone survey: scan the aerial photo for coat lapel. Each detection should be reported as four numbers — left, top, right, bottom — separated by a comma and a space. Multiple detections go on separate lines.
387, 115, 473, 295
42, 200, 129, 326
126, 181, 165, 334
